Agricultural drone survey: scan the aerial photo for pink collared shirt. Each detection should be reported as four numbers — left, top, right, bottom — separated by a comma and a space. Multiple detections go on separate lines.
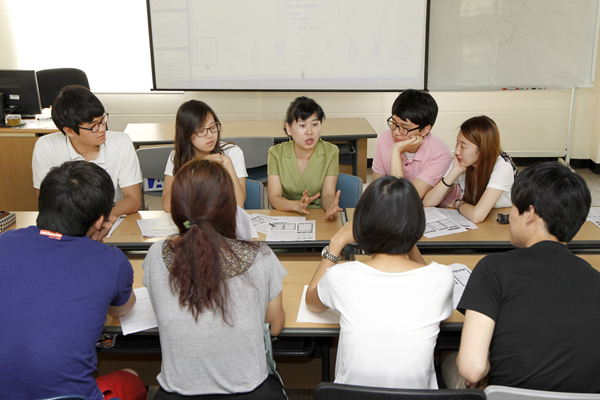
372, 129, 452, 187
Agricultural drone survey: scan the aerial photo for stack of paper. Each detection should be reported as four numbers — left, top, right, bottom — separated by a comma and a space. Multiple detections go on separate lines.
423, 208, 478, 238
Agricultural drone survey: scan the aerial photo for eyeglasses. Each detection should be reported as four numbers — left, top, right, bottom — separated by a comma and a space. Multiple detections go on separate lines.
79, 113, 109, 133
387, 117, 420, 136
194, 122, 221, 138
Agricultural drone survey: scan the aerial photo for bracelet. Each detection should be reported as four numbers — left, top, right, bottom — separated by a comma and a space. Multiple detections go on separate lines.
441, 177, 453, 187
454, 199, 465, 214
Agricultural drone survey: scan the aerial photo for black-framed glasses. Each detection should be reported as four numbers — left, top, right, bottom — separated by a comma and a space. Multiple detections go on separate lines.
79, 113, 109, 133
194, 122, 221, 138
387, 117, 420, 136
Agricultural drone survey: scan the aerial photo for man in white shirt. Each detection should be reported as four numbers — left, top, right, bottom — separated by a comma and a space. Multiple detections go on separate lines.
32, 85, 142, 239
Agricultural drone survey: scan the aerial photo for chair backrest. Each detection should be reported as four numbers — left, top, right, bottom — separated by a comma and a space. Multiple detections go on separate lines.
485, 385, 600, 400
38, 395, 88, 400
244, 179, 264, 209
315, 382, 486, 400
136, 146, 174, 181
224, 137, 274, 169
36, 68, 90, 108
336, 173, 363, 209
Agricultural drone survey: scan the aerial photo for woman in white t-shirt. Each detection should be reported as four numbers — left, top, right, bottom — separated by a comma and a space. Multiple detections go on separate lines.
162, 100, 248, 212
423, 115, 518, 224
306, 177, 454, 389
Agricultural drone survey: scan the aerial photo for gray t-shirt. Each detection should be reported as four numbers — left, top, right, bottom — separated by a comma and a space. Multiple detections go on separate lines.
142, 239, 287, 395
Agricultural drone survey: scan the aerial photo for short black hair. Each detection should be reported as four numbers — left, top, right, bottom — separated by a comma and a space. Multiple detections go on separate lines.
51, 85, 105, 135
511, 162, 590, 242
283, 96, 325, 134
353, 176, 425, 255
391, 89, 438, 129
37, 161, 114, 237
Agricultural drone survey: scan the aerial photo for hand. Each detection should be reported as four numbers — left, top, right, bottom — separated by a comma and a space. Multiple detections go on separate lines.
324, 190, 343, 219
465, 375, 489, 390
330, 222, 355, 250
294, 189, 320, 214
91, 213, 116, 242
392, 134, 423, 154
451, 154, 467, 175
203, 153, 225, 163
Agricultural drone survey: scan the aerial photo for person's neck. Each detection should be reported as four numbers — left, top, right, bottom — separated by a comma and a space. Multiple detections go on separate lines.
70, 138, 100, 161
293, 142, 314, 163
524, 233, 561, 248
193, 148, 210, 158
365, 253, 423, 273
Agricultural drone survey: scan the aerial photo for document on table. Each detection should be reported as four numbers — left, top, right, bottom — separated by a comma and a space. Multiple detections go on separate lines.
296, 285, 340, 324
586, 207, 600, 228
137, 218, 178, 237
450, 263, 472, 309
249, 214, 306, 235
154, 213, 178, 231
105, 215, 125, 238
266, 220, 316, 241
119, 287, 158, 335
423, 208, 477, 238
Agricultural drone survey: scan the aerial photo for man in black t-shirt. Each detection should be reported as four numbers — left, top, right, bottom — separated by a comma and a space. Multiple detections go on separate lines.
444, 162, 600, 392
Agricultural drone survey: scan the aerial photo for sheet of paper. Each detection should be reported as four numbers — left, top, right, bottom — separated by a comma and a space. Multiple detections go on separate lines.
296, 285, 340, 324
154, 213, 178, 231
423, 207, 477, 238
137, 218, 178, 237
449, 263, 472, 309
119, 287, 158, 335
105, 216, 125, 238
586, 207, 600, 228
266, 220, 315, 241
249, 214, 306, 235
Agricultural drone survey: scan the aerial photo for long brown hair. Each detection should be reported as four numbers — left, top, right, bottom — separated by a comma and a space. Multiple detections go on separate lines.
169, 158, 237, 321
173, 100, 223, 175
461, 116, 501, 205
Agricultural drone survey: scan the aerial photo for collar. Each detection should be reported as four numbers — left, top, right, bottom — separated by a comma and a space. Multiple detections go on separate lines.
66, 133, 107, 164
283, 139, 326, 189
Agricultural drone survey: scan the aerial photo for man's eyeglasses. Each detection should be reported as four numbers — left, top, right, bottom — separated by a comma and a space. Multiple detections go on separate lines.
195, 122, 221, 138
79, 113, 109, 133
387, 117, 420, 136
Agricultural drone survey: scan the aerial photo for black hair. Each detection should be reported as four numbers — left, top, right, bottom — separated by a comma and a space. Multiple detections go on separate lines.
37, 161, 115, 237
51, 85, 105, 135
283, 96, 325, 135
391, 89, 438, 129
511, 161, 591, 242
353, 176, 425, 255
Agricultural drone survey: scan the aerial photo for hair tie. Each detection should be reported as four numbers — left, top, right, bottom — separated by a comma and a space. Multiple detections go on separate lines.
183, 220, 200, 229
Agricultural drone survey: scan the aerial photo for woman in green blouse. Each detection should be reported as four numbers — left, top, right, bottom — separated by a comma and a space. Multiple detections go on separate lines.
267, 96, 342, 219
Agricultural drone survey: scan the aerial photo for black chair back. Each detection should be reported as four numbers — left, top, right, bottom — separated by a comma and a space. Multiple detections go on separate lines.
36, 68, 90, 108
315, 382, 486, 400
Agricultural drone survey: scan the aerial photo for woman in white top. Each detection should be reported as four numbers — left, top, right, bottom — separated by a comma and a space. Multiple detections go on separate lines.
306, 177, 454, 389
423, 115, 518, 224
162, 100, 247, 212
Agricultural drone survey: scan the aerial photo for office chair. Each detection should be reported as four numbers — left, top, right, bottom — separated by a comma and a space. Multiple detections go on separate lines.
37, 396, 88, 400
225, 137, 274, 183
135, 146, 173, 210
336, 173, 363, 209
244, 179, 265, 209
485, 385, 600, 400
36, 68, 90, 108
315, 382, 486, 400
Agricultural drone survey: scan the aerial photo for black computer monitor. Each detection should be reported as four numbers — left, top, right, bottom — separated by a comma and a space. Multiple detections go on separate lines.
0, 70, 42, 125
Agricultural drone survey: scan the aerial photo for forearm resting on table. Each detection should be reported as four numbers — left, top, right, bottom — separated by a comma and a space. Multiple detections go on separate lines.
113, 184, 142, 215
306, 238, 346, 313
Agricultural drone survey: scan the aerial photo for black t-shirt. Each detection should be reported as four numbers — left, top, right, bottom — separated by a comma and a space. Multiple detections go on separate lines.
458, 241, 600, 393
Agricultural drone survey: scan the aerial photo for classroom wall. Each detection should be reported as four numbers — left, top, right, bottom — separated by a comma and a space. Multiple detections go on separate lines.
3, 2, 600, 165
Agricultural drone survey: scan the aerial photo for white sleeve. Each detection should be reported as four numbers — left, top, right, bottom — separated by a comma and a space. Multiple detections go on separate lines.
31, 136, 55, 189
235, 206, 253, 241
317, 268, 338, 310
487, 158, 514, 193
223, 144, 248, 178
164, 150, 175, 176
115, 133, 143, 188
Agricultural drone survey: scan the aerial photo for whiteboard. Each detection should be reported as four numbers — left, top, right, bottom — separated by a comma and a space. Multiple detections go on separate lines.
147, 0, 427, 91
428, 0, 600, 90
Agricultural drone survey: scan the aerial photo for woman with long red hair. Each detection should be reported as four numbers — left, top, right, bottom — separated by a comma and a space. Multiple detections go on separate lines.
143, 158, 286, 400
423, 116, 518, 223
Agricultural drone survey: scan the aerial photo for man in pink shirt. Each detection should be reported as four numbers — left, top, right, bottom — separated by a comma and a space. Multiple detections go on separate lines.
372, 90, 451, 198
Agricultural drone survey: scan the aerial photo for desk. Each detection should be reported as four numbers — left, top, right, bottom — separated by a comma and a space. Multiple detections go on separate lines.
0, 119, 59, 211
7, 209, 343, 252
346, 207, 600, 252
124, 118, 377, 181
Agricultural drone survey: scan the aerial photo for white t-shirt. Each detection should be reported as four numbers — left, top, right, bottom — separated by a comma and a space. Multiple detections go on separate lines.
164, 143, 248, 178
317, 261, 454, 389
449, 155, 515, 208
32, 131, 142, 202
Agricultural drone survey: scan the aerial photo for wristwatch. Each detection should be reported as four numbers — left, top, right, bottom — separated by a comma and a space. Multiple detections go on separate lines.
454, 199, 466, 214
321, 245, 341, 264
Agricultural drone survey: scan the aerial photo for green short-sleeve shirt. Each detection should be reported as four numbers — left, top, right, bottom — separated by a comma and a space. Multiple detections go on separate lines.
268, 139, 339, 208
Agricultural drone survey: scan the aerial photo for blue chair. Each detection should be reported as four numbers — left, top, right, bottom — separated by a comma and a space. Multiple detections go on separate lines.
136, 146, 173, 210
336, 173, 363, 209
244, 179, 264, 209
226, 137, 273, 183
315, 382, 486, 400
